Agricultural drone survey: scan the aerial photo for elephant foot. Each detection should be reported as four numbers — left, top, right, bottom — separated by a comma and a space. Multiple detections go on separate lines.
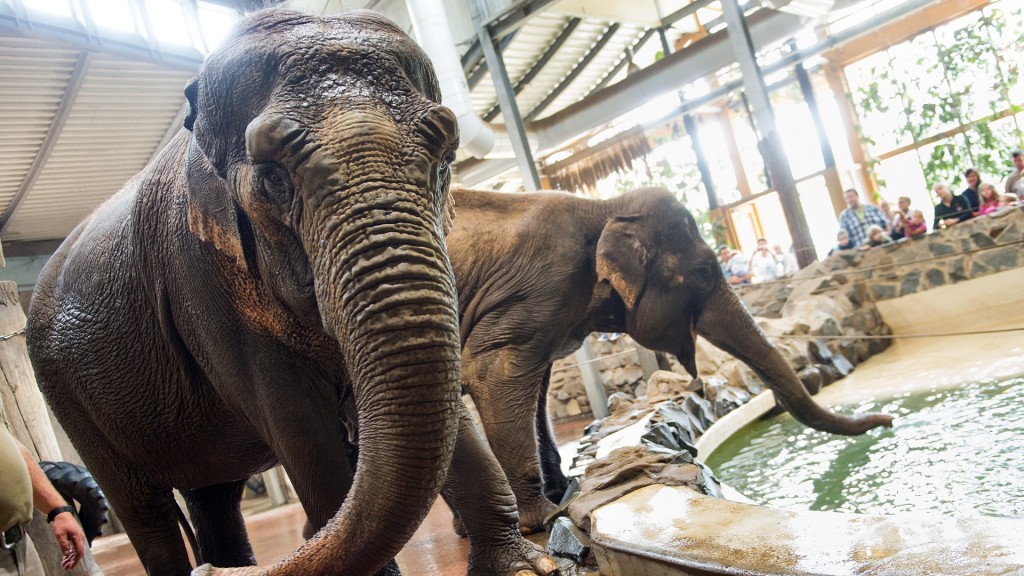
517, 499, 558, 535
468, 535, 564, 576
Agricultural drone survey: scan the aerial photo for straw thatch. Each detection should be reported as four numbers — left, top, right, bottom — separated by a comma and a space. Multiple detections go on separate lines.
542, 126, 651, 192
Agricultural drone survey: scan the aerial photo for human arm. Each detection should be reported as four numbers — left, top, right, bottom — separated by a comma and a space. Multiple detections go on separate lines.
16, 441, 86, 570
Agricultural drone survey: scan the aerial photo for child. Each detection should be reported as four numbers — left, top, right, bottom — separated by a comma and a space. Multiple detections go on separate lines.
998, 194, 1018, 208
978, 183, 1000, 215
862, 224, 892, 249
906, 209, 928, 238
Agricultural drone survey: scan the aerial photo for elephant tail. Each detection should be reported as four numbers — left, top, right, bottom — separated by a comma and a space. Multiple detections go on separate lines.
175, 499, 201, 564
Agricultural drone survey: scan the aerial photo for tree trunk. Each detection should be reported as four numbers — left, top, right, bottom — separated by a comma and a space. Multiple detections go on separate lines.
0, 279, 104, 576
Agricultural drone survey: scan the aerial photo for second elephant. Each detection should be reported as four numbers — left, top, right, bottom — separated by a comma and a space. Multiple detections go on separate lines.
447, 186, 893, 530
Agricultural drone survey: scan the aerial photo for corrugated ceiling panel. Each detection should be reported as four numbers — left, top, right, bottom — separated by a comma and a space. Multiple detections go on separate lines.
4, 54, 192, 241
468, 14, 648, 122
0, 35, 79, 212
533, 24, 647, 119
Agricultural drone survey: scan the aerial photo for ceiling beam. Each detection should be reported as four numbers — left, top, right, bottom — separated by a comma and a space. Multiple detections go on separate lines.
587, 28, 656, 95
661, 0, 715, 27
466, 29, 518, 90
0, 4, 203, 72
488, 0, 561, 38
524, 22, 622, 121
482, 17, 582, 122
0, 52, 92, 234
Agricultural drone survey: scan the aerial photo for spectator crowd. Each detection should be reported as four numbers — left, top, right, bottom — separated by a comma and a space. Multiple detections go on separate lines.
831, 150, 1023, 254
717, 150, 1024, 282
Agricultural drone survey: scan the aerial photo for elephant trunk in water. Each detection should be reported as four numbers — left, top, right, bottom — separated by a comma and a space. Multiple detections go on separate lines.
697, 284, 893, 435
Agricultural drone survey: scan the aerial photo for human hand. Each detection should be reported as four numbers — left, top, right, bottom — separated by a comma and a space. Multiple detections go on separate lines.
51, 512, 86, 570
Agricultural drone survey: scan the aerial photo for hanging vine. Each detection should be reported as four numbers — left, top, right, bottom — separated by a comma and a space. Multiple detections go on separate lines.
849, 5, 1024, 192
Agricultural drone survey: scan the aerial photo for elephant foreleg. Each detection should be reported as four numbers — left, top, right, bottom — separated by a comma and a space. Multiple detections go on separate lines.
534, 366, 570, 503
181, 480, 255, 568
464, 351, 557, 532
96, 469, 192, 576
442, 403, 560, 576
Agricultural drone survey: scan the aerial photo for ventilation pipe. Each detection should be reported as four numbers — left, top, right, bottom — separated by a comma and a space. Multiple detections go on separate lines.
406, 0, 495, 157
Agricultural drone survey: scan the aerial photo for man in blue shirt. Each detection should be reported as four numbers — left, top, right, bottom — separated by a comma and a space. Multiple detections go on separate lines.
838, 189, 889, 247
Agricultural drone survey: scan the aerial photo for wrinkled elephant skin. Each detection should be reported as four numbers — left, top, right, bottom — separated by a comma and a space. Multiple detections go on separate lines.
447, 187, 893, 531
27, 10, 552, 576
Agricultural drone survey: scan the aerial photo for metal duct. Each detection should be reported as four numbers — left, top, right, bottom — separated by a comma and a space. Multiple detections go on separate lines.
406, 0, 496, 157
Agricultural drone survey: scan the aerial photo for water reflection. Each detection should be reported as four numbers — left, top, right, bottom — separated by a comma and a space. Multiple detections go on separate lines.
705, 377, 1024, 517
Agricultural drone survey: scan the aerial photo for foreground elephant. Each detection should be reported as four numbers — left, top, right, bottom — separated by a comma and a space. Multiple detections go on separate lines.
28, 10, 554, 576
448, 187, 894, 530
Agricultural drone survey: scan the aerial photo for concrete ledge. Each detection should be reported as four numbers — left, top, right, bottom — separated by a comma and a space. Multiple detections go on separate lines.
591, 484, 1024, 576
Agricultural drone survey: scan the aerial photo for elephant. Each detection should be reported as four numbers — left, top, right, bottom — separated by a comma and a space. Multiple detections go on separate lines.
446, 186, 894, 531
27, 10, 556, 576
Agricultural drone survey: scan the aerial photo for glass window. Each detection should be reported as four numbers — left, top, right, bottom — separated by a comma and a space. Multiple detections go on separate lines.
770, 83, 826, 179
845, 50, 910, 154
797, 176, 839, 259
87, 0, 136, 34
696, 116, 741, 205
24, 0, 74, 18
148, 0, 194, 48
197, 2, 238, 53
876, 149, 932, 227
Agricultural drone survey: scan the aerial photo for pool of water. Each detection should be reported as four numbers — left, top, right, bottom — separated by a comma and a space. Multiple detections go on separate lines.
704, 377, 1024, 518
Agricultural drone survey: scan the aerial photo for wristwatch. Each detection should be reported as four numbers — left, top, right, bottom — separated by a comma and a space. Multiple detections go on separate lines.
46, 505, 76, 523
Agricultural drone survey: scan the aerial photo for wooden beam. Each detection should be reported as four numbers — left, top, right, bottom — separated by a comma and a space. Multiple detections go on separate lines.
825, 0, 991, 67
0, 51, 92, 234
823, 62, 876, 198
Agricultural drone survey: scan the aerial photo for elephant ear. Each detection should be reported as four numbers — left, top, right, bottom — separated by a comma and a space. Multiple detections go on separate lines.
596, 214, 652, 310
182, 76, 250, 270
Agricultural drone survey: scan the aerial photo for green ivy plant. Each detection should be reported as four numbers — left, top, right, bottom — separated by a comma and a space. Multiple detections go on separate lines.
850, 6, 1024, 192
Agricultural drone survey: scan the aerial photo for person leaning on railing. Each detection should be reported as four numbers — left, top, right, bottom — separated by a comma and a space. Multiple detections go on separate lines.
933, 183, 973, 229
1004, 150, 1024, 198
1, 422, 86, 575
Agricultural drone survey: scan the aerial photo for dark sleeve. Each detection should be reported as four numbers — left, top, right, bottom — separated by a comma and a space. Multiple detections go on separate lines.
933, 204, 943, 229
957, 199, 972, 222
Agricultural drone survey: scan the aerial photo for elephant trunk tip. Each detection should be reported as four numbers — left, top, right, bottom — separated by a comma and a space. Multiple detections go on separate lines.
816, 411, 894, 436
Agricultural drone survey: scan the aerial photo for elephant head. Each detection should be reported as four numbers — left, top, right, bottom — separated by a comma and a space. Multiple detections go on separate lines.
184, 9, 460, 574
597, 188, 892, 435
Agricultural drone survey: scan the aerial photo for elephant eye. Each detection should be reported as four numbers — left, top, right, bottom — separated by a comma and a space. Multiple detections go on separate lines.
695, 263, 717, 284
256, 162, 292, 198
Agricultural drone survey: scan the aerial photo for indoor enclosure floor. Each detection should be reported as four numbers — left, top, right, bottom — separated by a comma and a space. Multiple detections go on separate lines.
90, 419, 590, 576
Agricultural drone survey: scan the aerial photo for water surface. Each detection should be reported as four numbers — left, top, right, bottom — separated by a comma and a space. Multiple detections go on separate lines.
705, 377, 1024, 518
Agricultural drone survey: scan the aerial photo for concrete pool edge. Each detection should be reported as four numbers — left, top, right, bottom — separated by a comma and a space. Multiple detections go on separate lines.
590, 484, 1024, 576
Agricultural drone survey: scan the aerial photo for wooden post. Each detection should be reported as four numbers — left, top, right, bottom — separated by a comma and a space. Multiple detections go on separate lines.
0, 280, 61, 461
0, 273, 104, 575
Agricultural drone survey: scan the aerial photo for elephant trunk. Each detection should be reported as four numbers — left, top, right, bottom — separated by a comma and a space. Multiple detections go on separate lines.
272, 195, 461, 575
696, 285, 892, 435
